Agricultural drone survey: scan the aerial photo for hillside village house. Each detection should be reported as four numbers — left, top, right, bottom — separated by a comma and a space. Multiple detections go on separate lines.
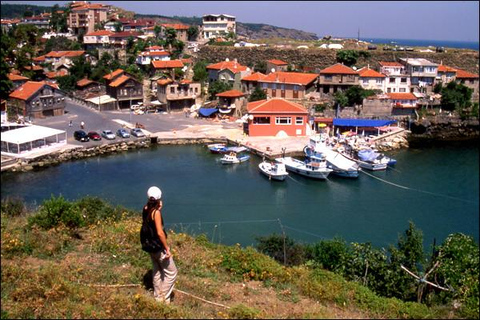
44, 51, 85, 70
67, 2, 109, 35
216, 89, 246, 116
104, 69, 143, 109
109, 31, 141, 48
257, 71, 318, 100
206, 59, 251, 90
387, 92, 418, 116
151, 60, 184, 78
202, 14, 236, 39
357, 67, 386, 92
160, 24, 189, 43
399, 58, 438, 94
8, 73, 29, 90
9, 81, 66, 119
83, 30, 114, 49
136, 47, 170, 66
156, 79, 201, 112
21, 13, 50, 29
246, 98, 310, 137
318, 63, 359, 95
266, 59, 289, 74
437, 64, 457, 84
378, 61, 411, 94
241, 72, 266, 95
455, 69, 479, 102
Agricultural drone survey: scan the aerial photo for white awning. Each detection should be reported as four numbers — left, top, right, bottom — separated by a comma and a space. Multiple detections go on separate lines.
1, 125, 66, 144
413, 92, 426, 98
149, 100, 164, 106
86, 95, 117, 105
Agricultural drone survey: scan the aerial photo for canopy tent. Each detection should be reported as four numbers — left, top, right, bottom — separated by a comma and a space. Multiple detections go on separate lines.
333, 119, 396, 127
1, 125, 66, 155
198, 108, 218, 117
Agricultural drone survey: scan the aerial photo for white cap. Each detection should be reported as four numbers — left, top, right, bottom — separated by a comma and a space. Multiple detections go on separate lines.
147, 186, 162, 200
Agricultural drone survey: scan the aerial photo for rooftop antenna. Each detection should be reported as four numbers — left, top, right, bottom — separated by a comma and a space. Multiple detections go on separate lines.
357, 28, 360, 42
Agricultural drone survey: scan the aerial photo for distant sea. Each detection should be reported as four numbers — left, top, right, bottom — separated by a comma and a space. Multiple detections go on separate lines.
364, 37, 479, 50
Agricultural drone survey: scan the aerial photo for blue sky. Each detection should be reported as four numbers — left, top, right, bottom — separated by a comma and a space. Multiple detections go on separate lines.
3, 1, 479, 42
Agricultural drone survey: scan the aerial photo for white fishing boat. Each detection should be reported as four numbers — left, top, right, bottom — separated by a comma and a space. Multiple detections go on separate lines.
258, 161, 289, 181
275, 156, 333, 180
304, 135, 360, 178
220, 147, 250, 164
339, 147, 388, 171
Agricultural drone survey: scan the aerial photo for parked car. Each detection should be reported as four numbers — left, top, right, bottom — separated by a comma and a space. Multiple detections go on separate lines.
436, 46, 445, 53
87, 131, 101, 141
130, 128, 145, 137
367, 45, 377, 50
117, 128, 130, 138
405, 47, 414, 51
74, 130, 89, 142
101, 130, 116, 140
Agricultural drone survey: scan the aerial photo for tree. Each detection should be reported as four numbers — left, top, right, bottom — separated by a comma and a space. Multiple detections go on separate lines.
248, 87, 267, 102
50, 4, 68, 33
69, 56, 91, 80
187, 26, 199, 41
336, 50, 360, 67
0, 48, 13, 100
153, 25, 162, 39
164, 27, 177, 50
43, 37, 78, 53
208, 81, 232, 100
57, 75, 77, 92
114, 22, 123, 33
192, 60, 208, 84
254, 61, 267, 74
440, 81, 472, 113
334, 91, 348, 107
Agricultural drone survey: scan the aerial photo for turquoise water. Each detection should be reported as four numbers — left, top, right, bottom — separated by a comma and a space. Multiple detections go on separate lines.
1, 144, 478, 249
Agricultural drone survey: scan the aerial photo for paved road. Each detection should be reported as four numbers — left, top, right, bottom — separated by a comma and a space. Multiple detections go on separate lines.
32, 99, 239, 147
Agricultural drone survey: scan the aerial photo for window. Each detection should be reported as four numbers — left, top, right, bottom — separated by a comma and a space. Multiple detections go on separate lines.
275, 117, 292, 125
170, 87, 175, 94
401, 78, 407, 83
253, 116, 270, 124
293, 85, 299, 91
399, 88, 406, 92
324, 75, 332, 81
295, 117, 303, 125
389, 78, 395, 83
376, 79, 382, 84
262, 83, 268, 89
362, 79, 368, 84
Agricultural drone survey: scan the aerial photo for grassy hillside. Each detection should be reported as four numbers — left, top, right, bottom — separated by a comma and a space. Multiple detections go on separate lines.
2, 196, 470, 319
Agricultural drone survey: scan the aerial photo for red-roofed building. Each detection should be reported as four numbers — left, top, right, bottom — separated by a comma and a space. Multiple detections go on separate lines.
156, 79, 201, 112
266, 59, 288, 74
319, 63, 359, 94
160, 24, 189, 42
103, 69, 143, 109
257, 71, 318, 100
152, 60, 185, 79
378, 61, 410, 94
45, 69, 69, 80
246, 98, 310, 137
216, 90, 245, 116
386, 93, 418, 115
207, 59, 251, 90
8, 73, 29, 89
44, 51, 85, 70
455, 69, 479, 101
241, 72, 266, 95
357, 67, 386, 91
76, 78, 99, 92
109, 31, 141, 47
136, 50, 170, 65
8, 81, 67, 119
83, 30, 114, 49
68, 2, 109, 35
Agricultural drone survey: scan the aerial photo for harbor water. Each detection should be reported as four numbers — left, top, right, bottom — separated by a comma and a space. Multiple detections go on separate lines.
1, 143, 478, 249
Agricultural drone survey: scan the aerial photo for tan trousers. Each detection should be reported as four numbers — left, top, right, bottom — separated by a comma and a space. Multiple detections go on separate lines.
150, 251, 178, 302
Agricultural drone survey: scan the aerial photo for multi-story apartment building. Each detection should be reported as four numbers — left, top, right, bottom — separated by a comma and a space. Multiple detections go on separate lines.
83, 30, 114, 49
103, 69, 143, 109
378, 61, 411, 94
257, 71, 318, 100
156, 79, 201, 112
68, 3, 109, 35
318, 63, 359, 94
161, 24, 190, 43
399, 58, 438, 94
202, 14, 236, 39
206, 59, 250, 90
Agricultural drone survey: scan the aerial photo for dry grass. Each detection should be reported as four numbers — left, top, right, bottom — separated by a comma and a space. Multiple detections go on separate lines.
1, 213, 449, 319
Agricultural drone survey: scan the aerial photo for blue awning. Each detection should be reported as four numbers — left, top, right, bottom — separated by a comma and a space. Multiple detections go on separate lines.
198, 108, 218, 117
333, 118, 396, 127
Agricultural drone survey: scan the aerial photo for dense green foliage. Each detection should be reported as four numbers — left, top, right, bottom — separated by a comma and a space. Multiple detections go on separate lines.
248, 87, 267, 102
334, 86, 381, 107
256, 222, 479, 318
192, 60, 209, 84
208, 81, 233, 100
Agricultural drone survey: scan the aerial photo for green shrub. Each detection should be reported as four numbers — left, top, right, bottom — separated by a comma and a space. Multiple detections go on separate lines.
256, 233, 306, 266
305, 237, 348, 271
1, 196, 26, 217
228, 304, 261, 319
28, 194, 84, 230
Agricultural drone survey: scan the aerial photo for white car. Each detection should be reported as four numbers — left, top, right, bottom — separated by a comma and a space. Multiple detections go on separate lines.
101, 130, 116, 140
130, 128, 145, 137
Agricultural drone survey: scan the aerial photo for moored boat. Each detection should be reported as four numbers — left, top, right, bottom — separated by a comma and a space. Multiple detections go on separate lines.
207, 143, 228, 154
258, 161, 289, 181
275, 156, 333, 180
220, 147, 250, 164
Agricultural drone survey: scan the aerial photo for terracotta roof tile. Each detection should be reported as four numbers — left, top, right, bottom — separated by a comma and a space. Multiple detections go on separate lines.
85, 30, 114, 36
247, 98, 308, 114
455, 69, 479, 79
33, 55, 46, 62
320, 63, 358, 75
259, 71, 318, 85
157, 78, 174, 85
216, 90, 245, 98
358, 67, 386, 78
152, 60, 184, 69
109, 75, 130, 87
139, 50, 170, 57
24, 65, 43, 71
45, 51, 85, 58
45, 69, 68, 79
267, 59, 288, 66
147, 45, 164, 51
8, 73, 29, 81
241, 72, 266, 81
207, 60, 248, 73
378, 61, 403, 67
9, 81, 55, 101
109, 31, 141, 38
161, 23, 189, 30
437, 64, 457, 73
386, 93, 417, 100
77, 78, 95, 87
103, 69, 124, 80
